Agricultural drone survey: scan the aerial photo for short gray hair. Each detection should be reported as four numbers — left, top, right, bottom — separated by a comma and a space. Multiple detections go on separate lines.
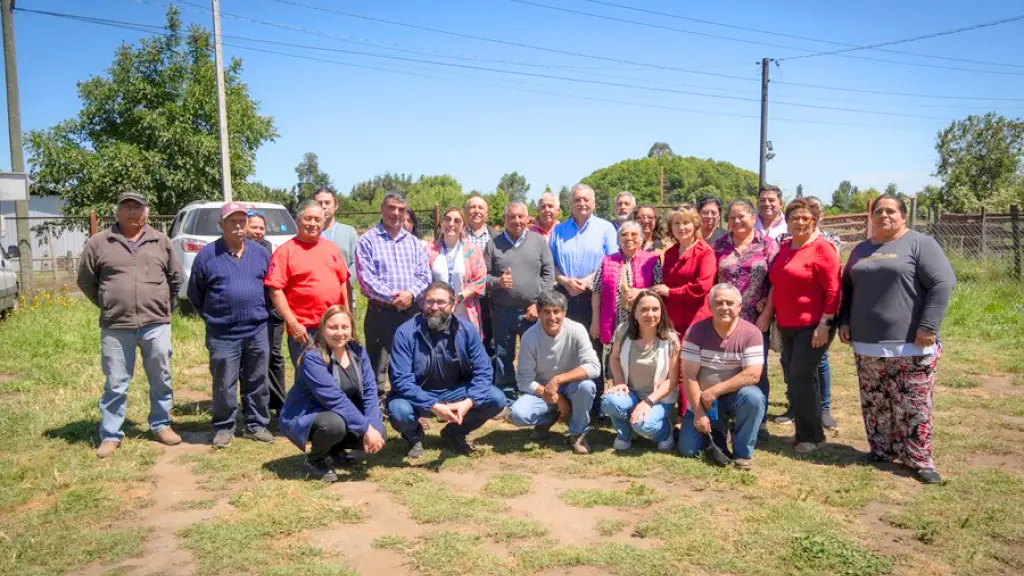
618, 220, 643, 238
536, 289, 568, 312
538, 191, 559, 208
726, 198, 756, 217
708, 282, 741, 305
504, 201, 529, 216
570, 183, 594, 200
615, 191, 636, 205
382, 190, 408, 207
465, 194, 488, 210
296, 199, 323, 219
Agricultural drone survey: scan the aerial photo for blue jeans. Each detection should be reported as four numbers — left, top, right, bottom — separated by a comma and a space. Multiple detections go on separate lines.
99, 324, 174, 442
491, 304, 536, 405
819, 350, 832, 412
207, 326, 270, 433
600, 391, 674, 443
679, 385, 765, 460
388, 385, 506, 444
508, 380, 597, 436
287, 327, 319, 368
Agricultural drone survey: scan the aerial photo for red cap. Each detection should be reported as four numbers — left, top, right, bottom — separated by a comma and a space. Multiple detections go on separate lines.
220, 201, 249, 221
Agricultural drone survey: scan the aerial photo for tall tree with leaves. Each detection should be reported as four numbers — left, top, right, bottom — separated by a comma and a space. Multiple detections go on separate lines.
647, 142, 674, 159
348, 172, 414, 204
496, 172, 530, 202
935, 112, 1024, 211
831, 180, 856, 212
27, 8, 277, 216
292, 152, 333, 203
558, 185, 571, 212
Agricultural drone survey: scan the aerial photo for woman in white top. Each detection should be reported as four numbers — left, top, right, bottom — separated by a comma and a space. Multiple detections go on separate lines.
426, 207, 487, 334
600, 290, 680, 451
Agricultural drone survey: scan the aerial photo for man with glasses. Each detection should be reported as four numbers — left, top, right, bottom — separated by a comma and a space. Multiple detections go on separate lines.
188, 202, 273, 448
386, 282, 506, 459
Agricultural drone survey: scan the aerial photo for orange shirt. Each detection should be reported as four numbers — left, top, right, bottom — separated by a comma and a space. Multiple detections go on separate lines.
265, 237, 349, 327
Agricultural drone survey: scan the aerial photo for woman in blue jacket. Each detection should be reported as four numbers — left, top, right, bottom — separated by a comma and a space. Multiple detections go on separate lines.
280, 305, 386, 482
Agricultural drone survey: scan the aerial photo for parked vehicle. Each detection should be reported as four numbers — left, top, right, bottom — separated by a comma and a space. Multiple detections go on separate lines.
168, 201, 296, 310
0, 246, 19, 317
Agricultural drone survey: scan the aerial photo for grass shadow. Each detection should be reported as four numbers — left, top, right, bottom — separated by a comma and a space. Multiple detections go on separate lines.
43, 418, 148, 446
475, 426, 618, 455
757, 434, 918, 480
171, 399, 213, 417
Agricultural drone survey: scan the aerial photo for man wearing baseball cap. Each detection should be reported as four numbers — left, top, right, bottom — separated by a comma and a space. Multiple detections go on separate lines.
78, 191, 184, 458
188, 201, 274, 449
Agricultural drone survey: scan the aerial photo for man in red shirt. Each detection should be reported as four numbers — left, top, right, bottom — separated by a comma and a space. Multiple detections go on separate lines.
265, 199, 350, 366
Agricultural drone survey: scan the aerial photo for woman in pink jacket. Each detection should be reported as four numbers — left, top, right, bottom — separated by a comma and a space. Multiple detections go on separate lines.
589, 220, 662, 347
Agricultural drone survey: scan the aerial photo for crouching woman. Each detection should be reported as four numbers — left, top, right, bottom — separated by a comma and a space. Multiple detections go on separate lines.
280, 305, 386, 482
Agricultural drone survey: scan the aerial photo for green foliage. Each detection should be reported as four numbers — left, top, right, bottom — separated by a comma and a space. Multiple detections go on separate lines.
558, 185, 571, 211
849, 187, 880, 213
481, 472, 531, 498
347, 172, 414, 204
784, 533, 893, 576
831, 180, 857, 212
647, 141, 674, 159
559, 482, 663, 509
236, 181, 295, 211
581, 155, 758, 218
496, 172, 530, 202
26, 7, 277, 216
935, 112, 1024, 212
292, 152, 333, 203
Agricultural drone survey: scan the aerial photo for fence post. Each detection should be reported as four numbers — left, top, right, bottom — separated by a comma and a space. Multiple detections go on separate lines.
909, 196, 917, 230
934, 206, 942, 247
48, 227, 57, 284
1012, 205, 1021, 281
980, 206, 988, 257
89, 210, 98, 236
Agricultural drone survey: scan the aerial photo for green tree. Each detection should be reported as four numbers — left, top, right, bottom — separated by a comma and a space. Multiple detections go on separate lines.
26, 8, 277, 216
348, 172, 414, 204
831, 180, 856, 212
496, 172, 530, 203
935, 112, 1024, 212
849, 187, 881, 212
482, 189, 510, 226
292, 152, 333, 203
407, 174, 465, 213
558, 185, 571, 212
647, 142, 674, 159
916, 184, 942, 215
236, 181, 294, 211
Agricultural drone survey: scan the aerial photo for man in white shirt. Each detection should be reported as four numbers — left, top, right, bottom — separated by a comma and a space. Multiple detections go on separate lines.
755, 185, 787, 241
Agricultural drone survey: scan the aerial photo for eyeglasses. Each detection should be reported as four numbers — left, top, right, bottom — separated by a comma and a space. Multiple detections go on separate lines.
788, 215, 814, 223
423, 298, 452, 308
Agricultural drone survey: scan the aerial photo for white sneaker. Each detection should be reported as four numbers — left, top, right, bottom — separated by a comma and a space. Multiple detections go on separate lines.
613, 437, 632, 451
657, 435, 675, 452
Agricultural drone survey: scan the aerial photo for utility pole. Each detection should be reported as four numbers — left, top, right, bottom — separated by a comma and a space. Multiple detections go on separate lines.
2, 0, 32, 291
211, 0, 232, 201
758, 57, 769, 190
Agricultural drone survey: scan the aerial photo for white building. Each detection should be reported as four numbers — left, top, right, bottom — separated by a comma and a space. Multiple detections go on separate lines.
0, 195, 90, 271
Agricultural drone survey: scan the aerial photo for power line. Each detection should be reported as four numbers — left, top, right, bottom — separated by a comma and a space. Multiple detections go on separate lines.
580, 0, 1024, 69
512, 0, 1024, 76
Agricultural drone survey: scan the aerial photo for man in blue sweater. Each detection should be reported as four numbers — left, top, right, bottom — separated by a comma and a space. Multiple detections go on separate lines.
387, 281, 506, 459
188, 202, 273, 449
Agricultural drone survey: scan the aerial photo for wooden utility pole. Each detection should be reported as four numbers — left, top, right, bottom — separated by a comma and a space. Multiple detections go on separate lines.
2, 0, 31, 291
758, 57, 769, 190
211, 0, 232, 201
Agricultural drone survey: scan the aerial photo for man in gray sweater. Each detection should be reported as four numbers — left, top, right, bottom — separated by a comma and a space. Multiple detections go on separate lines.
77, 192, 184, 458
508, 290, 599, 454
485, 201, 555, 405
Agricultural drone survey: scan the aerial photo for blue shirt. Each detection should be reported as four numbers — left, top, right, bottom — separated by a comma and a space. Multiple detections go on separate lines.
550, 215, 618, 279
187, 238, 270, 339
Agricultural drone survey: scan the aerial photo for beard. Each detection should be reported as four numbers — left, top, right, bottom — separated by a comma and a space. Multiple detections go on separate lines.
617, 212, 632, 223
425, 310, 452, 332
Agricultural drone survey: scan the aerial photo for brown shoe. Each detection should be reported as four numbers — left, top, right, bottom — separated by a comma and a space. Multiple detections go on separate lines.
569, 433, 590, 455
96, 440, 120, 458
153, 427, 182, 446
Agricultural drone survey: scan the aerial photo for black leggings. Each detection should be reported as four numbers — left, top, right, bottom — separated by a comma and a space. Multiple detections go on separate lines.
779, 325, 835, 444
308, 411, 363, 460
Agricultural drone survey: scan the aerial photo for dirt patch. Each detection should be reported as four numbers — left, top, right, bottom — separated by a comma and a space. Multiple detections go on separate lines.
0, 372, 17, 383
967, 452, 1024, 474
537, 569, 616, 576
174, 388, 210, 403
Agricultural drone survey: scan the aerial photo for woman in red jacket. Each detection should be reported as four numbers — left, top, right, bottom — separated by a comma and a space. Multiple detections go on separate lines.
653, 209, 716, 339
767, 198, 840, 454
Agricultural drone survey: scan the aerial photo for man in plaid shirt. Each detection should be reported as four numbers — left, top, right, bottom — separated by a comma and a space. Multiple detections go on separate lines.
355, 191, 431, 403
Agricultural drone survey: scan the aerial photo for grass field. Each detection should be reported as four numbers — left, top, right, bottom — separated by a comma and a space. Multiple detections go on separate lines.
0, 274, 1022, 576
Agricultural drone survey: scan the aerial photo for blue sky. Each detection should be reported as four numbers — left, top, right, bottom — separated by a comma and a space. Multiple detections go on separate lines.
3, 0, 1024, 204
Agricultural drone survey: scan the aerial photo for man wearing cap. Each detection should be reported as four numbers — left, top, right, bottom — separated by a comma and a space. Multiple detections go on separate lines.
188, 202, 273, 448
265, 199, 351, 366
78, 191, 184, 458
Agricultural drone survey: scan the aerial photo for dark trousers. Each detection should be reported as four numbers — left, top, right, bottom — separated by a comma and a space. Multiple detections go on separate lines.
759, 330, 771, 426
287, 327, 318, 369
388, 385, 506, 444
560, 287, 604, 413
784, 349, 833, 413
491, 304, 536, 404
207, 326, 270, 433
779, 325, 835, 444
480, 296, 495, 357
365, 302, 418, 401
267, 314, 286, 411
308, 411, 363, 460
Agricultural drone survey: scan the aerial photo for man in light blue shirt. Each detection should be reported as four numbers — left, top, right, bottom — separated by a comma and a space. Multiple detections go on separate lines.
315, 188, 359, 307
549, 183, 617, 410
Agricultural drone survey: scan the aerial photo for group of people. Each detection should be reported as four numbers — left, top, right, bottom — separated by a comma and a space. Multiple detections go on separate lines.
77, 181, 955, 485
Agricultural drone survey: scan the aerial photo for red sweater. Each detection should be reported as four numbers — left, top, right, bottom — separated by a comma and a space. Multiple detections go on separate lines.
662, 240, 717, 336
769, 236, 840, 329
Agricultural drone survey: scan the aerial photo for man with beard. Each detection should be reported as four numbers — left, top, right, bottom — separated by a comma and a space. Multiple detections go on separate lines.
188, 202, 273, 448
386, 282, 506, 459
246, 211, 287, 413
613, 191, 636, 229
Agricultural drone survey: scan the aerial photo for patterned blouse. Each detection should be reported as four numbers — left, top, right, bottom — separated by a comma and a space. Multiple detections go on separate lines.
590, 256, 664, 330
713, 231, 778, 324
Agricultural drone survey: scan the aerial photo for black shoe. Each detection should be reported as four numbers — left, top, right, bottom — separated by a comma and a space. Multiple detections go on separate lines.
821, 411, 837, 430
757, 423, 771, 443
916, 468, 942, 484
440, 427, 471, 456
301, 457, 338, 482
406, 440, 425, 460
328, 448, 357, 469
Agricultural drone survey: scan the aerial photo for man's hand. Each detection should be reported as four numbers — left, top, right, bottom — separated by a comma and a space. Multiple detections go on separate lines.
363, 427, 386, 454
524, 304, 538, 322
755, 297, 767, 314
624, 288, 642, 308
914, 329, 937, 348
694, 414, 712, 434
392, 291, 414, 311
430, 403, 459, 423
499, 267, 514, 290
811, 324, 830, 348
651, 284, 670, 298
451, 398, 474, 424
564, 277, 586, 297
630, 400, 651, 425
699, 388, 719, 412
556, 396, 571, 421
838, 324, 851, 345
286, 319, 308, 343
542, 379, 561, 405
602, 383, 629, 397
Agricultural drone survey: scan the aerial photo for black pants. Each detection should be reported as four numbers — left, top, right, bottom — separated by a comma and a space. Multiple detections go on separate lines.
364, 302, 418, 402
559, 287, 604, 414
308, 411, 363, 461
267, 314, 287, 411
779, 325, 835, 444
480, 296, 495, 357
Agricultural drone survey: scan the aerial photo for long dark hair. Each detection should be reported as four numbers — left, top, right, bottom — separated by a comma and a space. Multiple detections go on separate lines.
624, 290, 677, 343
297, 305, 359, 372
